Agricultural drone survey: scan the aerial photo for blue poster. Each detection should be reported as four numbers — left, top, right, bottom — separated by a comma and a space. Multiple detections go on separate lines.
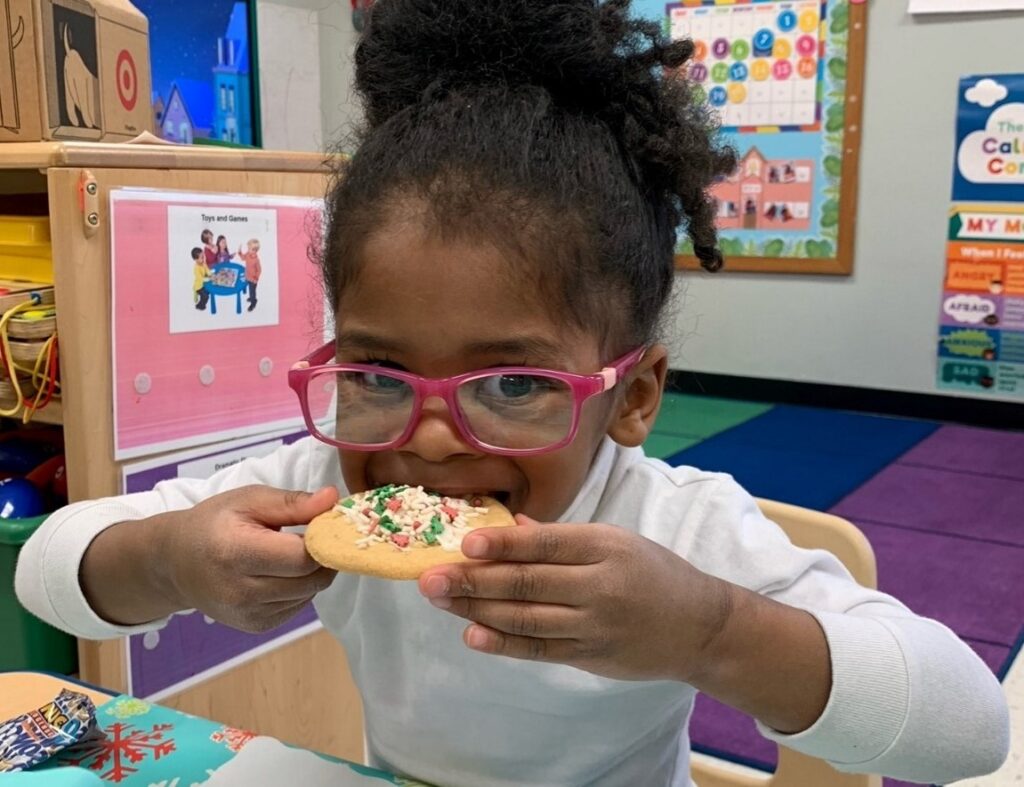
937, 75, 1024, 399
952, 74, 1024, 204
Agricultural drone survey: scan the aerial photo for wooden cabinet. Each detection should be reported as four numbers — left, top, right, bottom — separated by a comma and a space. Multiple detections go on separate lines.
0, 141, 365, 762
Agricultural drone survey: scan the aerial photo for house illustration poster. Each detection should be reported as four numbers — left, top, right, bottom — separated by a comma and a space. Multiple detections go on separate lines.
713, 147, 814, 232
145, 0, 253, 145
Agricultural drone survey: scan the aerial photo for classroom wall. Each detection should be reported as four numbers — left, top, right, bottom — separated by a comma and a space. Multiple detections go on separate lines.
667, 3, 1024, 403
256, 0, 361, 153
260, 1, 1024, 403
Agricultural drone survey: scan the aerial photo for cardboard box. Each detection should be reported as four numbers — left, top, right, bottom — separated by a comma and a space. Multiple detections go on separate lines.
0, 0, 151, 142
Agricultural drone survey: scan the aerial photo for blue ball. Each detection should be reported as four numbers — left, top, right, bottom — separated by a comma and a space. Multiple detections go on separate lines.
0, 477, 45, 519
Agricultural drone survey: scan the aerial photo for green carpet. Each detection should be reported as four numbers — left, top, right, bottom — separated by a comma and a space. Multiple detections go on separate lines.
644, 394, 772, 459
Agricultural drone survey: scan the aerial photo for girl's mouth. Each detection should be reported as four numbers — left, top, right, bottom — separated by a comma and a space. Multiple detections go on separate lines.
371, 482, 512, 508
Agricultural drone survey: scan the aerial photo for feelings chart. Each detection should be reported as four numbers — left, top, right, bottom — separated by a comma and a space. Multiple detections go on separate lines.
668, 0, 825, 132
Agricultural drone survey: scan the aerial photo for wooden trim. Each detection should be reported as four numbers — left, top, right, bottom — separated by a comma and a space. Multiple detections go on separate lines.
677, 254, 849, 275
834, 0, 868, 276
0, 142, 336, 173
677, 2, 869, 276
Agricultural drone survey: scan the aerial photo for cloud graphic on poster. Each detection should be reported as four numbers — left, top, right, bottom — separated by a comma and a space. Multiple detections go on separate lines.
965, 78, 1008, 108
943, 294, 997, 325
957, 102, 1024, 185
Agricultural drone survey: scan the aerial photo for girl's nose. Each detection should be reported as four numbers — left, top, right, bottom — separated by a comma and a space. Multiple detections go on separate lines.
400, 396, 479, 462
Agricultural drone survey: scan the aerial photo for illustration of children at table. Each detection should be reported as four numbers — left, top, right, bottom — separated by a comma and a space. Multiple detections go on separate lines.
192, 247, 211, 311
239, 238, 262, 312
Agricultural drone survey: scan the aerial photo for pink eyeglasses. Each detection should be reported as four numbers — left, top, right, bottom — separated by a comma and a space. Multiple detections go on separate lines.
288, 342, 646, 456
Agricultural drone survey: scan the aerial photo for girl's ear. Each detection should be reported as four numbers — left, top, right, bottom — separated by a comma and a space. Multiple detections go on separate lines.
607, 343, 668, 448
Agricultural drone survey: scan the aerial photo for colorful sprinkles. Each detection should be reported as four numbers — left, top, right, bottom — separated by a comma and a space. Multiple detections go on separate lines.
336, 485, 488, 552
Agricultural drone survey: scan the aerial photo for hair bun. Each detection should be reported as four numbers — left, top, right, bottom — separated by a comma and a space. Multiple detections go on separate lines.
355, 0, 692, 128
693, 244, 724, 272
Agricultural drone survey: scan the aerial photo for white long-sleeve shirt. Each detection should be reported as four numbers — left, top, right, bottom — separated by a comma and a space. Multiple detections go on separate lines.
16, 437, 1010, 786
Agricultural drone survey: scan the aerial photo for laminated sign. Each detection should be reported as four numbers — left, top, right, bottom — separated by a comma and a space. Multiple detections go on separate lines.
937, 75, 1024, 399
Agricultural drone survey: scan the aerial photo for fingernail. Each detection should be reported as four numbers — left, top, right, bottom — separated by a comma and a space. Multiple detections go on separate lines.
423, 575, 449, 598
466, 626, 488, 649
463, 537, 487, 559
429, 596, 452, 610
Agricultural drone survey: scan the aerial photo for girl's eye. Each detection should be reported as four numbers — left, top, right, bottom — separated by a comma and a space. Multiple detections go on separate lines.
362, 371, 406, 391
480, 374, 543, 400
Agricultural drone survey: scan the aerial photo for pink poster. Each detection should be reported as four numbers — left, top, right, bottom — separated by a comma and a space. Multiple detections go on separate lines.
111, 190, 328, 460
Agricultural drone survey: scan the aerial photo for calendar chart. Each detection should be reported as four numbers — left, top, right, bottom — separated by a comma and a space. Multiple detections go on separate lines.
668, 0, 825, 131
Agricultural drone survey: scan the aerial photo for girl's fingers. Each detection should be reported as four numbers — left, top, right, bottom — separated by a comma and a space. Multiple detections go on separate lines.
434, 597, 584, 639
419, 562, 590, 605
246, 566, 337, 603
232, 529, 324, 578
237, 486, 339, 528
460, 519, 612, 565
462, 624, 580, 665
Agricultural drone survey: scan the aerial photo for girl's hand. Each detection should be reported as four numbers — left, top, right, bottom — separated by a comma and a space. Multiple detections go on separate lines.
82, 486, 339, 634
417, 516, 735, 683
161, 486, 339, 632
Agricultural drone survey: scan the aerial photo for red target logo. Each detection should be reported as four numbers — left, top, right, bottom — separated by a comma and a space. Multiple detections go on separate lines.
116, 50, 138, 111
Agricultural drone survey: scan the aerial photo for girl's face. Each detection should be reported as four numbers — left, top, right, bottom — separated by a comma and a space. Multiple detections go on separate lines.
333, 219, 665, 522
218, 237, 228, 252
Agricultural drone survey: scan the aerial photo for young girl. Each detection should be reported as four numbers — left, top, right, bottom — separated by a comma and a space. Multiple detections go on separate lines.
17, 1, 1008, 785
214, 235, 233, 264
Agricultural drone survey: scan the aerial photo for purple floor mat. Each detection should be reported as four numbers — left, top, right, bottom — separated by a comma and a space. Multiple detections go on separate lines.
691, 694, 777, 771
899, 425, 1024, 482
690, 421, 1023, 786
963, 638, 1012, 674
851, 520, 1024, 646
832, 464, 1024, 547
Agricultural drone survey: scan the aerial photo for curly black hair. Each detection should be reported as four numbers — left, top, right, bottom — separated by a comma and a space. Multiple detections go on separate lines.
322, 0, 736, 349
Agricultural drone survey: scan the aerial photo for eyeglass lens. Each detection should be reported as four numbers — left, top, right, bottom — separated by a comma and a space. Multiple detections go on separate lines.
303, 368, 575, 449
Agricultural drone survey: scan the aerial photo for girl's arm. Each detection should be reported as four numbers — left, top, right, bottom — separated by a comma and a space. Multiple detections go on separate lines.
15, 437, 342, 639
421, 467, 1009, 784
683, 479, 1010, 783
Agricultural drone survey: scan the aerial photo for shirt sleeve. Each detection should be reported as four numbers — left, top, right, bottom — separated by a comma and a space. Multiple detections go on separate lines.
15, 437, 337, 641
679, 476, 1010, 784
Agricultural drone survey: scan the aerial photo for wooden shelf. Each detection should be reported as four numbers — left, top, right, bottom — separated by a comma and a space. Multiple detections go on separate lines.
0, 141, 337, 174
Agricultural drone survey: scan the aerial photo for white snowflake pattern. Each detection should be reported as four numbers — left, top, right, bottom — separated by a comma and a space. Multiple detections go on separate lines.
147, 768, 216, 787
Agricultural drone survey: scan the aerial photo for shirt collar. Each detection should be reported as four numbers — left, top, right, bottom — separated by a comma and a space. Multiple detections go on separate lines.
558, 437, 643, 524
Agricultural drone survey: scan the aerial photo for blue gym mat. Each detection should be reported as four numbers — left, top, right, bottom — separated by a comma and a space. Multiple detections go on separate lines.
664, 405, 941, 511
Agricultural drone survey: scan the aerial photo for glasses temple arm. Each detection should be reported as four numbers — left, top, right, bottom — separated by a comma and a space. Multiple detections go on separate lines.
292, 341, 336, 370
599, 347, 647, 392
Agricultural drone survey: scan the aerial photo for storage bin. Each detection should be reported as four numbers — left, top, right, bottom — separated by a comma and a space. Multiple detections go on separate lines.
0, 513, 77, 673
0, 217, 53, 284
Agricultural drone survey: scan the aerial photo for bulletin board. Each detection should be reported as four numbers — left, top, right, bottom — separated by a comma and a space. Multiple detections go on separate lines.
109, 189, 326, 460
649, 0, 868, 274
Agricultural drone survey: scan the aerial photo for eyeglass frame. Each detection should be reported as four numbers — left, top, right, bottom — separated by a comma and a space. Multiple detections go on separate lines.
287, 342, 647, 457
